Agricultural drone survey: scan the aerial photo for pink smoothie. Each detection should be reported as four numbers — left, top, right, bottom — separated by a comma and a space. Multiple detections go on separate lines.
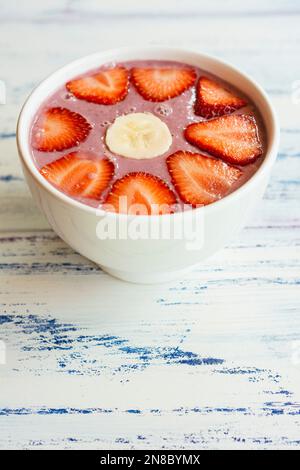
30, 60, 267, 209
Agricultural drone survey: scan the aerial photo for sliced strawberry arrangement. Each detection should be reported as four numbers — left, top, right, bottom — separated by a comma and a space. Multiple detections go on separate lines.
40, 152, 114, 200
131, 67, 196, 102
167, 151, 242, 206
104, 172, 177, 215
185, 114, 262, 166
33, 107, 91, 152
195, 76, 247, 118
66, 67, 129, 105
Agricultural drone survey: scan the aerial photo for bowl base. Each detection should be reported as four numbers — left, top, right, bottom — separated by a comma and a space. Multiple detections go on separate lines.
99, 265, 195, 284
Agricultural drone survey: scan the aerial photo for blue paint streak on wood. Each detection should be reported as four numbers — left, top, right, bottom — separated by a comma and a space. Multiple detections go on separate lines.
0, 133, 16, 139
0, 262, 101, 274
1, 402, 299, 417
0, 314, 224, 374
0, 175, 22, 182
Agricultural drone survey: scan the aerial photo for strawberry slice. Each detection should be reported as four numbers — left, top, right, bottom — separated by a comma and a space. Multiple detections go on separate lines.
167, 151, 242, 206
195, 76, 247, 118
66, 67, 129, 105
33, 107, 91, 152
40, 152, 114, 199
131, 67, 196, 102
104, 172, 177, 215
185, 114, 262, 166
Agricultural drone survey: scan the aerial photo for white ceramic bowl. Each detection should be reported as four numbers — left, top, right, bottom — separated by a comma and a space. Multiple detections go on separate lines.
17, 46, 279, 283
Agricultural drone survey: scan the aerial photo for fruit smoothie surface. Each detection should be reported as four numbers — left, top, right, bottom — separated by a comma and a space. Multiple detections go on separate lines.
30, 59, 266, 214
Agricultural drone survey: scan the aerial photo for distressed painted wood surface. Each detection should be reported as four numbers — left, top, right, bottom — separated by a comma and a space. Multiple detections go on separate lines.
0, 0, 300, 449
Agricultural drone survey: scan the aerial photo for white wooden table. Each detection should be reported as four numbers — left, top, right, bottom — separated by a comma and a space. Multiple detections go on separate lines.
0, 0, 299, 450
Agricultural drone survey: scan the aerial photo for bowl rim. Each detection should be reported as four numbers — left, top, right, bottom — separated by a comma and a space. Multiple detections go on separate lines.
17, 45, 280, 221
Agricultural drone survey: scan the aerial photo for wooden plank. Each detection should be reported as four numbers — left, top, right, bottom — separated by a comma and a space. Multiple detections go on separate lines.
0, 228, 299, 449
2, 0, 299, 20
0, 12, 300, 140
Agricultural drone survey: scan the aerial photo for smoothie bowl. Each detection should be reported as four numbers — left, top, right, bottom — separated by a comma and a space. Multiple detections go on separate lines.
17, 47, 279, 283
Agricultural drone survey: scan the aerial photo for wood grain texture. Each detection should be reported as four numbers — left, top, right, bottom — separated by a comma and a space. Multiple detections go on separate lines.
0, 0, 300, 450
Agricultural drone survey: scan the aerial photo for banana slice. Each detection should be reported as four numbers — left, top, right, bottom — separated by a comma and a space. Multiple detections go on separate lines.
105, 112, 172, 159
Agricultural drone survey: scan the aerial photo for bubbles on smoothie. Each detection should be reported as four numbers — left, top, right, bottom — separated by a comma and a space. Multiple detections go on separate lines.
100, 120, 112, 128
122, 106, 137, 116
64, 93, 76, 101
154, 103, 173, 117
186, 88, 196, 119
